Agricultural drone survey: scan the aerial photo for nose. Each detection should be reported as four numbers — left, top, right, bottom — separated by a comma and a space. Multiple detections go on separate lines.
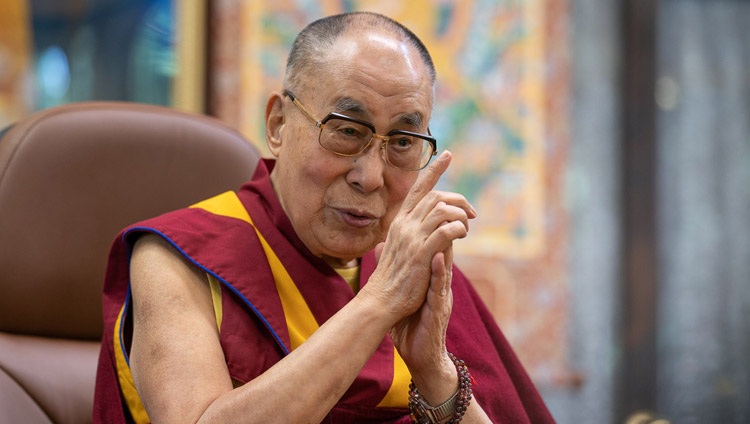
345, 137, 386, 192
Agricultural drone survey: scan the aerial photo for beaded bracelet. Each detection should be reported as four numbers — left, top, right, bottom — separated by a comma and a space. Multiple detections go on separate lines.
409, 352, 474, 424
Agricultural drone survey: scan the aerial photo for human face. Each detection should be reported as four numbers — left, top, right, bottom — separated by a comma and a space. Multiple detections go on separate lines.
266, 30, 434, 267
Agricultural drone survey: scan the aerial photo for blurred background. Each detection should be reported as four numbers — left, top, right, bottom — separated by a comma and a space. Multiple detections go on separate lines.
0, 0, 748, 422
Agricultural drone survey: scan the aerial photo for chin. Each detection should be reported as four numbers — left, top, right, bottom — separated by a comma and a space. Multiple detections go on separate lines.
312, 223, 384, 261
326, 240, 377, 262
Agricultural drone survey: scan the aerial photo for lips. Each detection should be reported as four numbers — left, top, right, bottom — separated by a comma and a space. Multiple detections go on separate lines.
335, 207, 378, 228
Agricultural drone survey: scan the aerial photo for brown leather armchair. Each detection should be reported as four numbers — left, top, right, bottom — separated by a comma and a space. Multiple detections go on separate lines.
0, 102, 260, 423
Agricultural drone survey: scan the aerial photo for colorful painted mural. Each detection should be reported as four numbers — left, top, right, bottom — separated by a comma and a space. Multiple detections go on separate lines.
0, 0, 32, 128
211, 0, 571, 385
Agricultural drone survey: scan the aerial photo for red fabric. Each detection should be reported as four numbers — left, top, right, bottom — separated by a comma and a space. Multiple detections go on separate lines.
93, 159, 554, 423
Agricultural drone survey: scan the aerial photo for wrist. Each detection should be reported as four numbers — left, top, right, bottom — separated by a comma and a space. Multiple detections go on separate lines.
409, 352, 474, 424
409, 353, 457, 405
351, 288, 399, 332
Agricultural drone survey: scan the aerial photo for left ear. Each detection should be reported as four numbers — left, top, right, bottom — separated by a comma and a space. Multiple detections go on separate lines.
265, 92, 285, 157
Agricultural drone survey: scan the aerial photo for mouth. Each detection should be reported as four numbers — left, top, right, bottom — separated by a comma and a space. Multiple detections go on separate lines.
335, 207, 378, 228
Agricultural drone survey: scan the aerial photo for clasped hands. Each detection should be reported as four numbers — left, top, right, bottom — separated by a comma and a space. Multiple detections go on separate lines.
362, 150, 477, 385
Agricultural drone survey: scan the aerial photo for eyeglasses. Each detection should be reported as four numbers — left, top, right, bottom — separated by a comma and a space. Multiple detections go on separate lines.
284, 90, 437, 171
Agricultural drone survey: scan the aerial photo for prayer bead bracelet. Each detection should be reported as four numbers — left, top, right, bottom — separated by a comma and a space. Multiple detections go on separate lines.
409, 352, 474, 423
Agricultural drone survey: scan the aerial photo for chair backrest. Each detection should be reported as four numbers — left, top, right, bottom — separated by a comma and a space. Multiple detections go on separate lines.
0, 101, 261, 423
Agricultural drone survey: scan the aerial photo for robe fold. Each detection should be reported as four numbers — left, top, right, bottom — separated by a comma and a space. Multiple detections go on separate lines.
93, 159, 554, 423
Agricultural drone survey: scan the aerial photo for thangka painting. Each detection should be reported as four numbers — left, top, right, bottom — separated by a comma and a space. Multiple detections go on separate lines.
211, 0, 571, 386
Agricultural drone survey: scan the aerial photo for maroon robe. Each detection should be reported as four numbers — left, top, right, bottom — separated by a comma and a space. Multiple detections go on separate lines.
93, 159, 554, 423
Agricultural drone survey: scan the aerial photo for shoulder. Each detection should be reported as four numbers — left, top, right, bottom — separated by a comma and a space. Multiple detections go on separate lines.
130, 233, 185, 267
129, 233, 209, 300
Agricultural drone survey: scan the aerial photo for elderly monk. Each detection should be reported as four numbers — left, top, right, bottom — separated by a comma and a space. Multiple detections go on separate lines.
94, 11, 554, 424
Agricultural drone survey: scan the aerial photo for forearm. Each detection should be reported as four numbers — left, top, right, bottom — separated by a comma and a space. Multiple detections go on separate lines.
198, 295, 393, 423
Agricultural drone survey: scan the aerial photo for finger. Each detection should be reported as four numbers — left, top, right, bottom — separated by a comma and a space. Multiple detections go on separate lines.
429, 249, 453, 326
400, 150, 452, 213
421, 201, 471, 235
424, 221, 470, 254
430, 251, 449, 296
443, 245, 453, 272
410, 190, 477, 223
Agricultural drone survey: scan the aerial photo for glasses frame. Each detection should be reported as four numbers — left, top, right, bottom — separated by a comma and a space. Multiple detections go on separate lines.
284, 90, 437, 171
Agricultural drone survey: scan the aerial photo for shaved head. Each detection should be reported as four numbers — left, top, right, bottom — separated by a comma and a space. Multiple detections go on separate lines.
283, 12, 436, 94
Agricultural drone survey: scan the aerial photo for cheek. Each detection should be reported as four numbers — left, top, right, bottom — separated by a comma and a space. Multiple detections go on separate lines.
295, 140, 348, 182
383, 174, 417, 218
304, 160, 338, 185
291, 157, 349, 213
391, 172, 418, 201
286, 143, 339, 188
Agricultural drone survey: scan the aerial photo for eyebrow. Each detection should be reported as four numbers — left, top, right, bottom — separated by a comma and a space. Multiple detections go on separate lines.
333, 97, 366, 114
400, 112, 423, 129
332, 97, 424, 130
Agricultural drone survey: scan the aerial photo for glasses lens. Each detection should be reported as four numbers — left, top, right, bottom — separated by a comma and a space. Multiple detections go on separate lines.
320, 118, 373, 155
320, 118, 436, 171
386, 135, 435, 170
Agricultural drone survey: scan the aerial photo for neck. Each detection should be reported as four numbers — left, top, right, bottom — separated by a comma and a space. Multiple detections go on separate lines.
323, 256, 359, 269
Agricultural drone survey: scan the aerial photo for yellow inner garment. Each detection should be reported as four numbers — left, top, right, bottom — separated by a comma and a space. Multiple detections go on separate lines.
333, 264, 360, 293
